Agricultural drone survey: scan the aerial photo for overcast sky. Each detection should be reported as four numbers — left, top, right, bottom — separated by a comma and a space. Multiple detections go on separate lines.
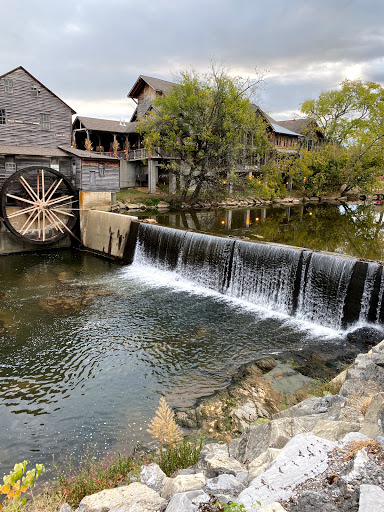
1, 0, 383, 121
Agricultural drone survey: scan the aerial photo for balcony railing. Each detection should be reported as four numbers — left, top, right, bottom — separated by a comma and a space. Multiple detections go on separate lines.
128, 147, 177, 161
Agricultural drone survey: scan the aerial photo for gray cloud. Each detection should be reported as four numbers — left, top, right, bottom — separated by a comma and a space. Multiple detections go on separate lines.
0, 0, 383, 118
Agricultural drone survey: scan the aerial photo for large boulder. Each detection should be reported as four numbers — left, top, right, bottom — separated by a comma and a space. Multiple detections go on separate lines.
359, 392, 384, 438
272, 395, 343, 420
247, 448, 281, 481
161, 473, 206, 499
237, 434, 336, 510
234, 416, 321, 463
197, 443, 247, 481
75, 483, 166, 512
164, 490, 210, 512
340, 340, 384, 398
140, 464, 166, 493
259, 505, 287, 512
312, 420, 362, 441
205, 473, 245, 494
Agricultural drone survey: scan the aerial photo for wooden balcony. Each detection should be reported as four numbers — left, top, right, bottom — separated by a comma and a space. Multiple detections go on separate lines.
128, 147, 177, 161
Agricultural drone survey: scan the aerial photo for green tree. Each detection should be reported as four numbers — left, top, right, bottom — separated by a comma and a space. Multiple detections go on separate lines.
137, 67, 270, 201
299, 79, 384, 194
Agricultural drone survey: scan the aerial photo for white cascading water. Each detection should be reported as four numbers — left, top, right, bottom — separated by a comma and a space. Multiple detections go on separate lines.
295, 251, 356, 329
134, 223, 383, 330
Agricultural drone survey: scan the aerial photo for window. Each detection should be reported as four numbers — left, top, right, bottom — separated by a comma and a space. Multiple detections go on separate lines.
40, 114, 50, 131
98, 163, 105, 177
31, 84, 39, 97
5, 162, 16, 174
50, 158, 59, 171
4, 79, 13, 93
0, 109, 6, 124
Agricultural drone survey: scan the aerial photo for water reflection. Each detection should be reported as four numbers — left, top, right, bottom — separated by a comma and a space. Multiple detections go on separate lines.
139, 203, 384, 261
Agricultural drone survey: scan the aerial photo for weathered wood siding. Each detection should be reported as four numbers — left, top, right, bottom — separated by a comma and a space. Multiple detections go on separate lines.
80, 160, 120, 192
74, 157, 82, 190
0, 68, 72, 147
0, 156, 5, 186
0, 156, 72, 190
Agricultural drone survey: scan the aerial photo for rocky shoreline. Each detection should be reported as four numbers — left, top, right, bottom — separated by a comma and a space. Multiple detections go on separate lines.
110, 193, 383, 214
174, 332, 380, 439
61, 331, 384, 512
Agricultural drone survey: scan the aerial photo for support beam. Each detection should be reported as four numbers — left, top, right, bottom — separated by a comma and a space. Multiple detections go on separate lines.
148, 159, 157, 194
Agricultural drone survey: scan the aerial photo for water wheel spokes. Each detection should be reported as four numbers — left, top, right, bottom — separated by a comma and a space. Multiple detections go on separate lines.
1, 166, 79, 245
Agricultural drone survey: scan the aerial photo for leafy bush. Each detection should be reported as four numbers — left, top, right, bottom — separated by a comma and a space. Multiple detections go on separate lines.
159, 438, 203, 477
0, 461, 45, 511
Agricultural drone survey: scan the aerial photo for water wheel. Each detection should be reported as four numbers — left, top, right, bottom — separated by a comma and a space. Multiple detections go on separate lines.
0, 166, 78, 244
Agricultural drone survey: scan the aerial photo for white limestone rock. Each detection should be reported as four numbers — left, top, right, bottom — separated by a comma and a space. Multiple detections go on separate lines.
312, 420, 362, 441
160, 473, 206, 499
76, 483, 166, 512
359, 392, 384, 438
247, 448, 281, 481
234, 415, 321, 463
197, 443, 247, 481
205, 473, 244, 493
259, 504, 287, 512
237, 434, 336, 510
358, 484, 384, 511
140, 463, 166, 493
164, 490, 210, 512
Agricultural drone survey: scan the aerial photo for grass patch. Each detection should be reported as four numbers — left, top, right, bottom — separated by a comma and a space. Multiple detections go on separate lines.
158, 439, 203, 477
53, 451, 150, 509
116, 187, 172, 205
305, 378, 343, 398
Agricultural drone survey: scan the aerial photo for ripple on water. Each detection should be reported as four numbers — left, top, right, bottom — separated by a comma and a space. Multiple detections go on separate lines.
0, 250, 349, 475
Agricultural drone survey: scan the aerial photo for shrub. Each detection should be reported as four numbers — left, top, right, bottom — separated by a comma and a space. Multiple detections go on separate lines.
159, 438, 203, 477
0, 461, 45, 511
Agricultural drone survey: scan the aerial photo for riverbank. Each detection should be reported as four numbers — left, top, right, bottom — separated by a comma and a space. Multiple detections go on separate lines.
112, 189, 383, 214
10, 328, 384, 512
64, 335, 384, 512
174, 328, 383, 440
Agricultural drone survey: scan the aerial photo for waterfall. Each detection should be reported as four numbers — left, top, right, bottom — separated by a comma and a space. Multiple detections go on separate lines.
134, 223, 384, 330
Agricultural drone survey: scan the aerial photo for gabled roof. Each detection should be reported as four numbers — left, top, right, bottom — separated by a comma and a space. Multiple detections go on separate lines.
75, 116, 138, 134
253, 105, 302, 137
59, 146, 120, 160
0, 145, 68, 157
276, 118, 324, 137
271, 122, 302, 137
128, 75, 177, 99
0, 66, 76, 114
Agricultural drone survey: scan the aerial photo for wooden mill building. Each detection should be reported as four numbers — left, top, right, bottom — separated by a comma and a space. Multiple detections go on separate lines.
0, 66, 120, 207
72, 75, 179, 192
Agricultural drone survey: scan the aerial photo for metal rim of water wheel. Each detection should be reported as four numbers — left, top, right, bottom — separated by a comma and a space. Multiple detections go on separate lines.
0, 166, 78, 245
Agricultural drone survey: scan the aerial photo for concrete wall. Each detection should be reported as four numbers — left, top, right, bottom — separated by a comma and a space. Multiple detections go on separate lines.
0, 220, 71, 255
120, 160, 137, 188
79, 191, 112, 210
80, 210, 139, 262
